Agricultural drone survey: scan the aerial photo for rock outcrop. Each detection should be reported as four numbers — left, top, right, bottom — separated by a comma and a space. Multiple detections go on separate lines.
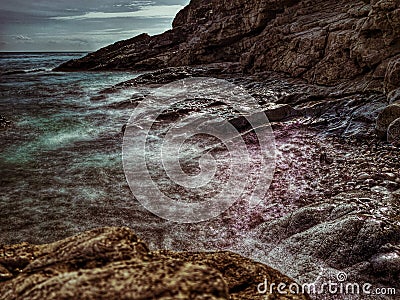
55, 0, 400, 94
376, 103, 400, 138
0, 227, 310, 300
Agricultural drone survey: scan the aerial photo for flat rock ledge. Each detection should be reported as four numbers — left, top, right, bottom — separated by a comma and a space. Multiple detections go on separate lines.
0, 227, 310, 300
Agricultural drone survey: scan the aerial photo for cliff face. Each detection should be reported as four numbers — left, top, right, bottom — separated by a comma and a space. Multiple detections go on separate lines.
55, 0, 400, 92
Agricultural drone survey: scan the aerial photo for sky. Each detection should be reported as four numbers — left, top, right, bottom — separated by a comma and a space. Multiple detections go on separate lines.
0, 0, 190, 52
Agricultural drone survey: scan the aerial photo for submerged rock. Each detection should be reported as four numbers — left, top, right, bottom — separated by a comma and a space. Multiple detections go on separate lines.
0, 227, 310, 300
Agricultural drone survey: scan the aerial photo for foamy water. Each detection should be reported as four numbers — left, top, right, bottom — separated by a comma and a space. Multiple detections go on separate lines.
0, 53, 289, 255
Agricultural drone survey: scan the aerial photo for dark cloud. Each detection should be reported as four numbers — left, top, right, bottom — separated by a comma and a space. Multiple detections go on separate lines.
0, 0, 190, 51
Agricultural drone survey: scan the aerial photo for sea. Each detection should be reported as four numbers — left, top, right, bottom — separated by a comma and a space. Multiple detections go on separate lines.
0, 52, 271, 258
0, 52, 158, 244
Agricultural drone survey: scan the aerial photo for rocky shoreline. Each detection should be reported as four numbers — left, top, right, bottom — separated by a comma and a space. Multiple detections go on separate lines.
3, 0, 399, 299
0, 227, 310, 299
54, 0, 400, 144
2, 66, 396, 299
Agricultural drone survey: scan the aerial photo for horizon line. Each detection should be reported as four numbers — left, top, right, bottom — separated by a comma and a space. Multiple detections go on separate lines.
0, 51, 91, 53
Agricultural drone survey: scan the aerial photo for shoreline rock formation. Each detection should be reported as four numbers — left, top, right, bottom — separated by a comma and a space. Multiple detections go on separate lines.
55, 0, 400, 92
0, 227, 310, 300
54, 0, 400, 142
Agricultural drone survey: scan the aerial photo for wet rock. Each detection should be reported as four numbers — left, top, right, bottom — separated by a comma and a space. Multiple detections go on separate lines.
0, 265, 12, 281
357, 172, 371, 181
383, 172, 397, 181
264, 103, 300, 122
365, 178, 376, 186
0, 227, 310, 300
255, 191, 400, 291
387, 117, 400, 144
106, 99, 140, 109
371, 252, 400, 274
376, 103, 400, 138
121, 124, 126, 134
90, 94, 107, 101
382, 180, 399, 190
371, 185, 391, 194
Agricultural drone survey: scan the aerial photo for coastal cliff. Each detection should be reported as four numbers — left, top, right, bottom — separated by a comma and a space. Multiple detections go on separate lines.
55, 0, 400, 93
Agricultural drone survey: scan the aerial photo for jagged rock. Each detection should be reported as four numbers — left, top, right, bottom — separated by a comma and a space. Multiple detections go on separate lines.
376, 103, 400, 138
54, 0, 400, 93
387, 117, 400, 144
0, 227, 310, 300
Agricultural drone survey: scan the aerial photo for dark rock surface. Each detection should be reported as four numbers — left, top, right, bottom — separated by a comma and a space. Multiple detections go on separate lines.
387, 117, 400, 144
376, 103, 400, 138
0, 227, 310, 300
255, 190, 400, 288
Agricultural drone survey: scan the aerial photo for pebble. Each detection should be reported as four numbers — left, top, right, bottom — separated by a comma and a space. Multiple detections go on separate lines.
371, 186, 390, 194
359, 198, 373, 202
364, 179, 375, 186
382, 180, 398, 189
383, 172, 396, 181
357, 173, 370, 181
310, 182, 318, 188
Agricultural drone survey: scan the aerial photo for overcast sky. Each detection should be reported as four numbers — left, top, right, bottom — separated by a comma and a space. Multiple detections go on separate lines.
0, 0, 189, 52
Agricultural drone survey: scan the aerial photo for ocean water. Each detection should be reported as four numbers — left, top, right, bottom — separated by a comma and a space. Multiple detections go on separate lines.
0, 53, 275, 258
0, 52, 153, 244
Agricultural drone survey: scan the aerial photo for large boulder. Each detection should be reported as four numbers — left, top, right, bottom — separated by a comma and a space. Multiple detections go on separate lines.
376, 103, 400, 138
254, 190, 400, 296
0, 227, 310, 300
387, 117, 400, 144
